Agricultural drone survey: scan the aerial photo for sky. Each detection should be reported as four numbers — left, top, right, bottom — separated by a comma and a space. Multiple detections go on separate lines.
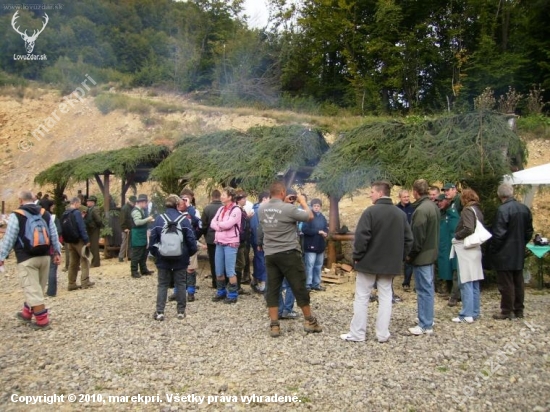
243, 0, 269, 28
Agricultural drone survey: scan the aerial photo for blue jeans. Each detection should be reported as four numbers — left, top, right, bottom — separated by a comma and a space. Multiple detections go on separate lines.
278, 278, 295, 315
414, 264, 435, 329
215, 244, 238, 278
46, 257, 57, 297
459, 280, 480, 319
305, 252, 324, 289
252, 245, 266, 282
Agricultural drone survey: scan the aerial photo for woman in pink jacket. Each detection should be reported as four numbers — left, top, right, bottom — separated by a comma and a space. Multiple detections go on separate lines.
210, 187, 242, 303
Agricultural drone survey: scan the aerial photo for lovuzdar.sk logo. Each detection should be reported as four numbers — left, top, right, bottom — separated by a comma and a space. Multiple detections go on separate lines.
11, 11, 48, 61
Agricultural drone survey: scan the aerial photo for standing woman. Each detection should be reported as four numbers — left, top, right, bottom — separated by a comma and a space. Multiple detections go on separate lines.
451, 188, 485, 323
302, 198, 328, 292
210, 187, 242, 304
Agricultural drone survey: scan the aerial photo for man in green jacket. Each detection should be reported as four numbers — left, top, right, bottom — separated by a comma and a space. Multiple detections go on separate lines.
407, 179, 440, 335
119, 196, 136, 262
85, 195, 103, 268
130, 194, 154, 278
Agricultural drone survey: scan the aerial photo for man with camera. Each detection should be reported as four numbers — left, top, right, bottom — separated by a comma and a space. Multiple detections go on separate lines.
490, 184, 533, 320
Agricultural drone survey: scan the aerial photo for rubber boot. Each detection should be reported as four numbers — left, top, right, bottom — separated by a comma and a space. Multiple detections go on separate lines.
212, 279, 227, 302
16, 302, 32, 323
186, 270, 196, 302
224, 281, 238, 304
31, 309, 51, 330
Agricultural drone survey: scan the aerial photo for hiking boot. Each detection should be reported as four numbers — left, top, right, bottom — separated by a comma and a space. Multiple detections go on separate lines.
68, 285, 82, 291
16, 312, 32, 323
402, 284, 411, 291
141, 270, 154, 276
177, 312, 186, 320
447, 297, 458, 307
492, 313, 515, 320
82, 281, 95, 289
224, 297, 238, 304
118, 257, 124, 262
304, 316, 323, 333
270, 322, 281, 338
212, 295, 226, 302
187, 293, 195, 302
168, 294, 177, 302
153, 312, 165, 321
30, 322, 51, 331
131, 272, 141, 278
514, 311, 524, 319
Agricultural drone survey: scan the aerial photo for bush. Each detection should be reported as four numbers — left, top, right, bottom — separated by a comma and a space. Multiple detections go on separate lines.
517, 114, 550, 140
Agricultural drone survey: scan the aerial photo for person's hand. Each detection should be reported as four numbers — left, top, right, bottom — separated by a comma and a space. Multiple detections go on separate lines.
124, 229, 129, 233
53, 255, 61, 265
85, 242, 91, 247
319, 230, 328, 237
148, 216, 155, 222
296, 194, 307, 205
0, 260, 4, 266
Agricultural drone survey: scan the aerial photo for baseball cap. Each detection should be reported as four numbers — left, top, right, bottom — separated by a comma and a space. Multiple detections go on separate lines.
437, 194, 446, 201
442, 183, 456, 190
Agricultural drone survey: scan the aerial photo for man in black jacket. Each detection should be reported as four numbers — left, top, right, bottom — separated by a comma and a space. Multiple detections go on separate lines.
490, 184, 533, 320
201, 190, 223, 288
341, 181, 413, 343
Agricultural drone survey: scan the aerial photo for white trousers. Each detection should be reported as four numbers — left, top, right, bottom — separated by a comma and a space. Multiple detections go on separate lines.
348, 272, 393, 342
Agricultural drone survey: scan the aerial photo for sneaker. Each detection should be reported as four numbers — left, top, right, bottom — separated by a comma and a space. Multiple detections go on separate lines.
16, 312, 32, 323
177, 312, 186, 320
304, 316, 323, 333
311, 286, 326, 292
131, 272, 142, 279
415, 318, 435, 326
223, 297, 238, 304
270, 322, 281, 338
402, 284, 411, 291
409, 325, 433, 335
392, 295, 402, 303
492, 313, 515, 320
447, 297, 458, 307
340, 333, 364, 342
280, 310, 298, 320
153, 312, 165, 321
452, 316, 474, 323
141, 270, 154, 276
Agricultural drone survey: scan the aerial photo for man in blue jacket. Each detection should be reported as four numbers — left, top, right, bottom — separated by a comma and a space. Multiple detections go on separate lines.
149, 194, 197, 321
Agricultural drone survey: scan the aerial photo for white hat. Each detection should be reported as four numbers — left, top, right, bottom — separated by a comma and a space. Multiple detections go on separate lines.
81, 245, 92, 262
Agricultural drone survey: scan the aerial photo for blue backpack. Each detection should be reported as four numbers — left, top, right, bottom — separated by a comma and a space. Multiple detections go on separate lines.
14, 208, 51, 255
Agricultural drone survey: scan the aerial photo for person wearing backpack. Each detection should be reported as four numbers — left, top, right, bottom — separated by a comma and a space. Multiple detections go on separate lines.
210, 187, 242, 304
0, 190, 62, 330
62, 198, 95, 291
149, 194, 197, 321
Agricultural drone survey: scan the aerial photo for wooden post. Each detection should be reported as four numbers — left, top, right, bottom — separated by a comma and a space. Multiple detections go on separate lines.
1, 201, 4, 215
327, 194, 341, 268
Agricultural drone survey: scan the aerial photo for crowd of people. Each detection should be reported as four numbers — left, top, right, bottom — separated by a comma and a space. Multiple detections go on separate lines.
0, 179, 535, 339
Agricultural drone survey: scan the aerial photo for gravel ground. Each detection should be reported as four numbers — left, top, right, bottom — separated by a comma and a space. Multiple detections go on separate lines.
1, 253, 549, 412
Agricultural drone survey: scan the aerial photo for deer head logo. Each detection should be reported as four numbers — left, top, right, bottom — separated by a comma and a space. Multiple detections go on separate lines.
11, 11, 49, 54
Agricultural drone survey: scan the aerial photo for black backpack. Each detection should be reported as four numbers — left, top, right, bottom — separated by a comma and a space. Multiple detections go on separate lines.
61, 210, 80, 244
231, 206, 249, 243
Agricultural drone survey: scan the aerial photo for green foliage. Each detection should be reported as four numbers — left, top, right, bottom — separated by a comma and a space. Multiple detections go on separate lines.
517, 115, 550, 140
151, 125, 329, 194
313, 112, 525, 207
94, 93, 151, 115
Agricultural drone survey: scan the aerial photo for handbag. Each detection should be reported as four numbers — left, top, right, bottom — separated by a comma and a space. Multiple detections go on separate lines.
463, 207, 492, 249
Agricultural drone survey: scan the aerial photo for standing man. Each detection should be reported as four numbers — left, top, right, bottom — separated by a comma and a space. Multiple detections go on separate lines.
396, 189, 415, 291
258, 182, 322, 337
408, 179, 440, 335
130, 194, 155, 278
0, 191, 61, 330
119, 195, 136, 262
235, 190, 253, 293
490, 184, 533, 319
62, 198, 94, 291
202, 190, 223, 289
85, 195, 103, 267
341, 181, 413, 342
443, 183, 462, 306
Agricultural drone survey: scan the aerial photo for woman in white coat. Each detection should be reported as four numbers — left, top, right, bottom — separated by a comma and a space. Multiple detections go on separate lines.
451, 188, 485, 323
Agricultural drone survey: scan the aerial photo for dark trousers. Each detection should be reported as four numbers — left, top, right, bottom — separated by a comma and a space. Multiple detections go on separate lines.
497, 270, 525, 315
157, 268, 186, 314
243, 241, 251, 280
207, 243, 217, 288
131, 246, 148, 274
265, 249, 310, 308
402, 262, 413, 286
88, 227, 101, 267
